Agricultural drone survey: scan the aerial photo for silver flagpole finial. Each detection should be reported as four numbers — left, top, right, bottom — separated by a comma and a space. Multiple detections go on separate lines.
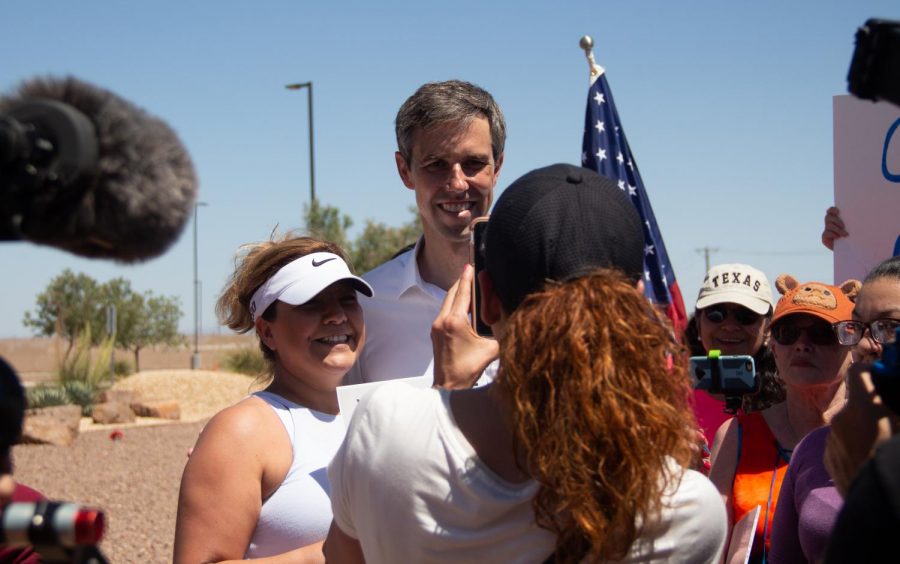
579, 35, 601, 78
579, 35, 594, 53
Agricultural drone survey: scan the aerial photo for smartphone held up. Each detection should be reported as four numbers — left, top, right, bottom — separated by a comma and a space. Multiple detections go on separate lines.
469, 216, 492, 337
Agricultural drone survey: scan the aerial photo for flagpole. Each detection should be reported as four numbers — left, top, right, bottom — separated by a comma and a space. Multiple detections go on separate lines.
579, 35, 603, 79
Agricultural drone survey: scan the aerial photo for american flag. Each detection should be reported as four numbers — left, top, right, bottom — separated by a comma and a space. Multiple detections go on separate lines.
581, 61, 688, 335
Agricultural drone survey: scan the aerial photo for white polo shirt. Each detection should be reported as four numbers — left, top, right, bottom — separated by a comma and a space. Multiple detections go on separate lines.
343, 239, 445, 384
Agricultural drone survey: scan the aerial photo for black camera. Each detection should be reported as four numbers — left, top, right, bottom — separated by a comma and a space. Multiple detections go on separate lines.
848, 18, 900, 108
872, 327, 900, 416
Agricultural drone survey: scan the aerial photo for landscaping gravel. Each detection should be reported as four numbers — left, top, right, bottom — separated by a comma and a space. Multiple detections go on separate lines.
10, 369, 260, 563
13, 421, 204, 563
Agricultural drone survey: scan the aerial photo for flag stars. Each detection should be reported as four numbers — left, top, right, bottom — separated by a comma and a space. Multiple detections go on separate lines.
644, 270, 651, 281
627, 160, 634, 171
628, 185, 637, 197
581, 151, 588, 165
595, 120, 606, 133
617, 180, 626, 191
596, 148, 607, 161
644, 244, 655, 256
594, 92, 606, 105
616, 152, 624, 164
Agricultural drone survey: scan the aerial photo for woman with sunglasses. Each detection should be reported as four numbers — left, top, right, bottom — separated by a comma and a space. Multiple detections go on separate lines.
709, 274, 859, 564
690, 264, 782, 450
772, 259, 900, 563
802, 256, 900, 563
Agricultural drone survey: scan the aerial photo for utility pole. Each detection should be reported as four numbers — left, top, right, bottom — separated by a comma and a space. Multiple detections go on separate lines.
285, 81, 316, 204
192, 201, 208, 370
695, 246, 719, 271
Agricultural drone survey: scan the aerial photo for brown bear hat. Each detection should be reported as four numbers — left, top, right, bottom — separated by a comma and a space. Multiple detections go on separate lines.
771, 275, 861, 325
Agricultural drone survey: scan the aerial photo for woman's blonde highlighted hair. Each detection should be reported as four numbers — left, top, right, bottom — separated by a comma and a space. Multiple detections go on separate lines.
215, 232, 349, 377
495, 269, 696, 562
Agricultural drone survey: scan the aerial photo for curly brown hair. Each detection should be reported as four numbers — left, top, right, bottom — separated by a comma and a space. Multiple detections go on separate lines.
215, 232, 349, 378
494, 269, 697, 562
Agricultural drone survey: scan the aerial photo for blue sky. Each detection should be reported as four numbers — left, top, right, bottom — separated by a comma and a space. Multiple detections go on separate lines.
1, 1, 897, 339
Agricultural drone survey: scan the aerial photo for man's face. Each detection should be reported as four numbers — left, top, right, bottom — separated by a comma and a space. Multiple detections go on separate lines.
395, 117, 502, 245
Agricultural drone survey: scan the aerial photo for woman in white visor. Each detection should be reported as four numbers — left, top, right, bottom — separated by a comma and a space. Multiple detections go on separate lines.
174, 234, 372, 563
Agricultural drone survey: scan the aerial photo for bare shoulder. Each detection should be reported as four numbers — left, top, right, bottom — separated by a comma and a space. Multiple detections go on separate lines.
711, 417, 739, 454
190, 396, 290, 467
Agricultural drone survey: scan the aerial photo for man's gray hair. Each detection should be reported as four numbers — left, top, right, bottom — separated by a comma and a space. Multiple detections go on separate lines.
395, 80, 506, 164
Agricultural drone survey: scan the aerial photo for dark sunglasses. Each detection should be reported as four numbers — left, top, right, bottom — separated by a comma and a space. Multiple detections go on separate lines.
833, 318, 900, 346
770, 321, 839, 347
703, 305, 761, 326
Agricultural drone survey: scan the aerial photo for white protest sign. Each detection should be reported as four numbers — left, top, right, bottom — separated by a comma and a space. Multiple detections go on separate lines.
832, 95, 900, 283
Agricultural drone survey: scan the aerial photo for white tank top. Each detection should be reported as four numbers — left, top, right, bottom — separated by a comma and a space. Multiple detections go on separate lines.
244, 391, 346, 558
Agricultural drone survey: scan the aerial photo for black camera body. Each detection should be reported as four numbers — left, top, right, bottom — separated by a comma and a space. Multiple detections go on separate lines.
848, 19, 900, 108
872, 327, 900, 416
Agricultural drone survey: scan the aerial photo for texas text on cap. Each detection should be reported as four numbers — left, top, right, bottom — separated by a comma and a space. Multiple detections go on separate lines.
485, 163, 644, 312
695, 263, 773, 315
771, 274, 860, 326
249, 252, 373, 321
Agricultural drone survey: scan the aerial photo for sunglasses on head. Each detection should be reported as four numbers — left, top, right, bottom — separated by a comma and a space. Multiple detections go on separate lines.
703, 305, 761, 326
833, 318, 900, 346
770, 321, 838, 347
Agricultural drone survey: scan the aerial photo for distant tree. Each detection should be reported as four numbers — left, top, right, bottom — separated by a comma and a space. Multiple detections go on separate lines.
23, 269, 104, 357
351, 206, 422, 274
117, 292, 184, 372
302, 201, 421, 275
304, 198, 353, 253
25, 271, 184, 371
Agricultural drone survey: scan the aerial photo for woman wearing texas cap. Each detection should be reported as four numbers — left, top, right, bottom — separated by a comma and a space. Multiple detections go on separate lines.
174, 234, 372, 563
691, 263, 782, 448
709, 274, 859, 563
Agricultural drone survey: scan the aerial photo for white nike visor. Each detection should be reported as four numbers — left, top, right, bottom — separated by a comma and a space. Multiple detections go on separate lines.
249, 252, 373, 321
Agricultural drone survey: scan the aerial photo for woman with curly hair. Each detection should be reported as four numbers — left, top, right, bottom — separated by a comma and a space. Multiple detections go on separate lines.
324, 164, 726, 563
174, 234, 372, 563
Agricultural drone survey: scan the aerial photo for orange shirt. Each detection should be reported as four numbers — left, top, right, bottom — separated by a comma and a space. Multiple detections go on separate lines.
731, 411, 790, 561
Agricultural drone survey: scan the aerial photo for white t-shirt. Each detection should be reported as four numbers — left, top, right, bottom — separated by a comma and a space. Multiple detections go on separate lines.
244, 392, 346, 558
329, 383, 727, 564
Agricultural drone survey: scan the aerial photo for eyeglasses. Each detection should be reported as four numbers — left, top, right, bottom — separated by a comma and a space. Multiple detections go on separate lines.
770, 321, 839, 347
833, 318, 900, 346
703, 305, 762, 326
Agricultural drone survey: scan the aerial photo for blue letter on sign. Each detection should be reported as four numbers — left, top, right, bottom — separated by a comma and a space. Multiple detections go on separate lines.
884, 119, 900, 183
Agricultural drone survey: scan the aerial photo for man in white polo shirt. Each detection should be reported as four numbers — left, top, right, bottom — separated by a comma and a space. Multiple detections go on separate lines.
343, 80, 505, 386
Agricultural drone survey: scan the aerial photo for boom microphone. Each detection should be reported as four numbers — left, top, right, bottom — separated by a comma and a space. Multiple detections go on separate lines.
0, 76, 197, 262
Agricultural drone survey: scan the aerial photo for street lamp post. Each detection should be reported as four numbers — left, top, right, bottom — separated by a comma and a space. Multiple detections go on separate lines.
191, 201, 208, 370
285, 81, 316, 203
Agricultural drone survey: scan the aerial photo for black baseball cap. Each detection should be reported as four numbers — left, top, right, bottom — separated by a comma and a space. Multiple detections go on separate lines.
485, 163, 645, 312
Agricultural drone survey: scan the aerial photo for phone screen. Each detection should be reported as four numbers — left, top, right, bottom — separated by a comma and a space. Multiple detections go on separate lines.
470, 217, 492, 337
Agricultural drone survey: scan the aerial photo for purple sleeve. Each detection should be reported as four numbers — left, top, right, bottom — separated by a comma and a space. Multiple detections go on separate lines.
769, 444, 803, 564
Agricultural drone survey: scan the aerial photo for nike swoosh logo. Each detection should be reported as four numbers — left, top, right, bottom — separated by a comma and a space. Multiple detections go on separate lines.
312, 257, 337, 267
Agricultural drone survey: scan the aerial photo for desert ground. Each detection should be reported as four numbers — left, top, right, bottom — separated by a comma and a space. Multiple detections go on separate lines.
3, 334, 262, 563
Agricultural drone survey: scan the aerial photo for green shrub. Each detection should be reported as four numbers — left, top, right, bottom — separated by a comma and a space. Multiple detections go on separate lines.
113, 359, 133, 378
51, 325, 115, 414
26, 385, 69, 409
62, 380, 100, 416
222, 348, 268, 376
57, 325, 113, 388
